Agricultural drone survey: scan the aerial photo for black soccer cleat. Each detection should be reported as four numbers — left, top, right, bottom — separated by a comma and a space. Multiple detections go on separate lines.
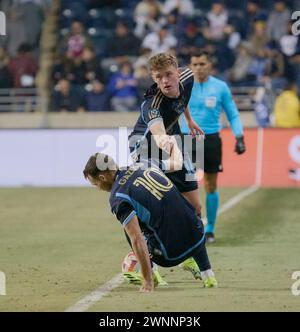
205, 232, 216, 244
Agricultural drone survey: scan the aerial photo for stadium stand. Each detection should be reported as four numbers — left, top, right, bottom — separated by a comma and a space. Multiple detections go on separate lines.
0, 0, 299, 129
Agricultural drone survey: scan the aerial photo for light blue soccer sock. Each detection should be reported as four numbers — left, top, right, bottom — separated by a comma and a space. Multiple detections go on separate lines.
205, 191, 219, 234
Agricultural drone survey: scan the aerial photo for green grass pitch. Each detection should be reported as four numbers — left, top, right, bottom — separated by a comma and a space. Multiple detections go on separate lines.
0, 187, 299, 311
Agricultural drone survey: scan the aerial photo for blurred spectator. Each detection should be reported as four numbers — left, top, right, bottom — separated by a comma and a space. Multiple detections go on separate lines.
5, 5, 28, 56
177, 22, 205, 64
52, 54, 74, 84
206, 2, 228, 41
134, 64, 153, 102
264, 45, 286, 90
162, 0, 194, 17
61, 21, 92, 59
68, 56, 87, 86
142, 26, 177, 55
244, 0, 268, 38
52, 46, 106, 86
204, 41, 235, 77
224, 24, 241, 50
51, 78, 84, 112
108, 22, 141, 60
249, 21, 269, 53
274, 81, 300, 127
163, 10, 187, 37
134, 0, 162, 38
279, 22, 300, 84
0, 48, 12, 89
20, 0, 44, 48
83, 80, 110, 112
133, 48, 152, 71
247, 48, 270, 84
108, 61, 138, 112
8, 43, 38, 88
81, 46, 105, 83
253, 86, 272, 128
279, 22, 299, 57
4, 1, 44, 56
135, 0, 162, 18
229, 41, 256, 85
266, 1, 290, 42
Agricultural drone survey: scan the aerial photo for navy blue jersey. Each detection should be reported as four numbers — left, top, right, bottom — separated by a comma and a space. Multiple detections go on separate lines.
109, 164, 204, 264
129, 68, 194, 159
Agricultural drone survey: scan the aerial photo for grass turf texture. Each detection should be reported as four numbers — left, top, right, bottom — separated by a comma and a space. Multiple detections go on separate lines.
0, 187, 299, 311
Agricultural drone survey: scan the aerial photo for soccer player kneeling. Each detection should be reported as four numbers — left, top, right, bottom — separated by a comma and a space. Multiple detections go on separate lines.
83, 146, 217, 292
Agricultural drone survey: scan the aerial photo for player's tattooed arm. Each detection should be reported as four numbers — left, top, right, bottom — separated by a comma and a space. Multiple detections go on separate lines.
124, 216, 154, 292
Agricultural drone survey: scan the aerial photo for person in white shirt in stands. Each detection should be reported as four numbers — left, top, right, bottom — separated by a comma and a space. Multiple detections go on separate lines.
162, 0, 195, 17
142, 26, 177, 55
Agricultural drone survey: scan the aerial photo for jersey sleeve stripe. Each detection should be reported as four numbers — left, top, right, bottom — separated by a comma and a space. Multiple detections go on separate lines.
151, 91, 163, 109
180, 68, 192, 76
122, 210, 137, 228
180, 71, 194, 83
179, 68, 191, 77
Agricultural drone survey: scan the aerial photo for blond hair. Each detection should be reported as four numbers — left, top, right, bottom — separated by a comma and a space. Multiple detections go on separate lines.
148, 53, 178, 72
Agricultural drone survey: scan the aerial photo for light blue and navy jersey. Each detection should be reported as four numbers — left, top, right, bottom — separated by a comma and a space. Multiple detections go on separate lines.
109, 165, 204, 262
180, 76, 243, 136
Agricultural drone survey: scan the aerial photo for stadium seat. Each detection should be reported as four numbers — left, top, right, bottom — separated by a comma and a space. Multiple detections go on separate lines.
192, 0, 211, 11
60, 2, 88, 23
114, 8, 135, 29
87, 28, 112, 58
87, 8, 117, 29
120, 0, 139, 11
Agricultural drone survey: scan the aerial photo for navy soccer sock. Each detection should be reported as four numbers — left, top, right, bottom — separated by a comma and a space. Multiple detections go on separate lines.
193, 244, 211, 272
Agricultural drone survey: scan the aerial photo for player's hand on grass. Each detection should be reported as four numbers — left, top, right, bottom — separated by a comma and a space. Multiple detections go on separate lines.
187, 119, 205, 140
235, 135, 246, 155
140, 280, 154, 293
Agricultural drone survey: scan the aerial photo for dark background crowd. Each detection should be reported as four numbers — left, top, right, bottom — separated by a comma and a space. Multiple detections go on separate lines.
1, 0, 300, 119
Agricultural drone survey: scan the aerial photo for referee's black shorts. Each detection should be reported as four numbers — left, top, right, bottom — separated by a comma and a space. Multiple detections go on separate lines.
187, 133, 223, 174
203, 133, 223, 173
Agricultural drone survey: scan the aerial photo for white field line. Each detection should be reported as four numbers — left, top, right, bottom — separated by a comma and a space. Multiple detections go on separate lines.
65, 274, 124, 312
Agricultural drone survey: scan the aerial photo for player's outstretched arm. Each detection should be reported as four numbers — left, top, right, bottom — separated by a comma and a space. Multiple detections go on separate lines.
163, 136, 183, 171
150, 120, 175, 155
124, 216, 154, 292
